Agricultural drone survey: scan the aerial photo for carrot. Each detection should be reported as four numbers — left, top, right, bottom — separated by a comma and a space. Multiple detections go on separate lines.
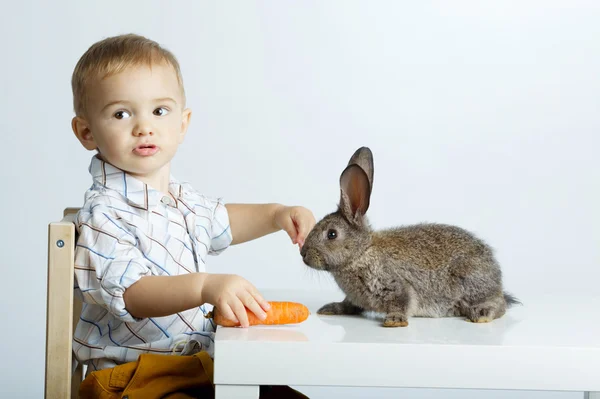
206, 301, 310, 327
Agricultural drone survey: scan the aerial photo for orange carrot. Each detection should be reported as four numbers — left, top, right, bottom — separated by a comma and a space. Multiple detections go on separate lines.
206, 301, 310, 327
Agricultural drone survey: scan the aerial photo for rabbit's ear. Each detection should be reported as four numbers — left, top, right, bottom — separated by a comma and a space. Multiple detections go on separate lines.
347, 147, 374, 189
339, 164, 371, 223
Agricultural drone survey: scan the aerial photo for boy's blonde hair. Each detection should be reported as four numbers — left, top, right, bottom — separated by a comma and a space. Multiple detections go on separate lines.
71, 33, 184, 117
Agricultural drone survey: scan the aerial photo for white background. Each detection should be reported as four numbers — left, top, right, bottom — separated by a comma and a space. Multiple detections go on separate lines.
1, 1, 599, 398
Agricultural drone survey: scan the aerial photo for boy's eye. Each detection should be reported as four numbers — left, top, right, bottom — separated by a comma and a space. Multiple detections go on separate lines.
114, 111, 131, 120
153, 107, 169, 116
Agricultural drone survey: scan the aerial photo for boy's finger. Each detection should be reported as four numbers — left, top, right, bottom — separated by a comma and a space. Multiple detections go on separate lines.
249, 287, 271, 312
219, 304, 239, 325
231, 300, 250, 328
294, 232, 305, 248
296, 212, 315, 230
242, 293, 267, 320
280, 218, 298, 243
296, 220, 314, 247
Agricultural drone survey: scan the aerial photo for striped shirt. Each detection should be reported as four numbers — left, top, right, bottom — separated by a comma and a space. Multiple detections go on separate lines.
72, 155, 232, 372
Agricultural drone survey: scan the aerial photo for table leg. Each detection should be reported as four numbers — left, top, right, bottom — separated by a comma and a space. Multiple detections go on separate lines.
584, 393, 600, 399
215, 384, 259, 399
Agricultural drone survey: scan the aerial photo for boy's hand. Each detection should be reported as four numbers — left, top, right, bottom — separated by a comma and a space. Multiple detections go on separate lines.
201, 274, 271, 328
273, 205, 316, 249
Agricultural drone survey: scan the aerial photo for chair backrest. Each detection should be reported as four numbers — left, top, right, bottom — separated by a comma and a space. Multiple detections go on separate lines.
45, 207, 82, 399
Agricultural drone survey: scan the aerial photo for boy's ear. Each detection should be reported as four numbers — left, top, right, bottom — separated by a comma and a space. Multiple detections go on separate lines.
179, 108, 192, 143
72, 117, 97, 151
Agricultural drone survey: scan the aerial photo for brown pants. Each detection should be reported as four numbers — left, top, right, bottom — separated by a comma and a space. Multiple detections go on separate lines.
79, 352, 308, 399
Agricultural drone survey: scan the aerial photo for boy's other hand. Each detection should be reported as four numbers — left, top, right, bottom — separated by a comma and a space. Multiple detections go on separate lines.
273, 206, 316, 249
202, 274, 271, 328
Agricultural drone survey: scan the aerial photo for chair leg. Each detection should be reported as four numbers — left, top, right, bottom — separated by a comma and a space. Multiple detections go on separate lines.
45, 221, 75, 399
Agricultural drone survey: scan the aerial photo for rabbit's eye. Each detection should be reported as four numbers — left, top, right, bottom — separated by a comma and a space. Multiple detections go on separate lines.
327, 229, 338, 240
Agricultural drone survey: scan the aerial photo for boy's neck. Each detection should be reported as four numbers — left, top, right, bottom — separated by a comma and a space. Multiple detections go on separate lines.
131, 164, 172, 195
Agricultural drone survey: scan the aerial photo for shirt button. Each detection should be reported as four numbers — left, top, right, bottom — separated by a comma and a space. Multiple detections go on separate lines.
161, 196, 174, 206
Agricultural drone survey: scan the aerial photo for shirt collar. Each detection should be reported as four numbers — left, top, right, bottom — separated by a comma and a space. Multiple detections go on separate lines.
88, 154, 183, 210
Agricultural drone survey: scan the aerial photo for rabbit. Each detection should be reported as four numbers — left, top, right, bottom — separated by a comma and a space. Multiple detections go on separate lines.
300, 146, 520, 327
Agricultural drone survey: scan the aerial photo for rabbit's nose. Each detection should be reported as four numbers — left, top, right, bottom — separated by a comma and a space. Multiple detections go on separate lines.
300, 245, 307, 258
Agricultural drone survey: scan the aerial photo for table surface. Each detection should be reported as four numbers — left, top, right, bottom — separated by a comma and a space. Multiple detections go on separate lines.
213, 289, 600, 392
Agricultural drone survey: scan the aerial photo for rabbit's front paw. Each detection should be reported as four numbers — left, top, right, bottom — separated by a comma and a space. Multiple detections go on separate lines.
317, 298, 364, 316
383, 313, 409, 327
317, 302, 346, 315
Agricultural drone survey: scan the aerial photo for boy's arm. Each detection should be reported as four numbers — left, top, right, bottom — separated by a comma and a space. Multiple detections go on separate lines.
123, 272, 270, 327
225, 203, 316, 247
225, 203, 284, 245
122, 273, 206, 318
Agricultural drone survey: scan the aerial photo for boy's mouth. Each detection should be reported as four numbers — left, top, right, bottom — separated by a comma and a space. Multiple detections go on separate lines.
133, 144, 158, 157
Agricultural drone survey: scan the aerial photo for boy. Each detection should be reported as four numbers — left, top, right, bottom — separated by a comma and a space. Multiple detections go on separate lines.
70, 33, 314, 398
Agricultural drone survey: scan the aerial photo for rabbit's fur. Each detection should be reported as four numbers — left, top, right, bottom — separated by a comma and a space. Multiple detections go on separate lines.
300, 147, 519, 327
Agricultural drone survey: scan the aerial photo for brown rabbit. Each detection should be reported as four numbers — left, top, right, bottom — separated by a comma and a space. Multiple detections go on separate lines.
300, 147, 520, 327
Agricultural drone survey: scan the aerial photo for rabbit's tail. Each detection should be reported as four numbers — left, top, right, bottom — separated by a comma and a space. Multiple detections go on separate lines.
504, 292, 522, 307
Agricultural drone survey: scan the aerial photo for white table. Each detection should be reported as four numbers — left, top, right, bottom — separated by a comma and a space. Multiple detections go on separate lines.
213, 289, 600, 399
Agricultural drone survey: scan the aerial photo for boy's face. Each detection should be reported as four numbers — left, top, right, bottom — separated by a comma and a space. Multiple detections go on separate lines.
73, 62, 190, 181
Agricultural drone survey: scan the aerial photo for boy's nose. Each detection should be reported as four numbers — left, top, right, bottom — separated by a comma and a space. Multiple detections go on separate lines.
134, 124, 154, 136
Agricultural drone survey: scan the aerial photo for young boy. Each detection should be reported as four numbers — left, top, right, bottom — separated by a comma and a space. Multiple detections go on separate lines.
70, 33, 314, 398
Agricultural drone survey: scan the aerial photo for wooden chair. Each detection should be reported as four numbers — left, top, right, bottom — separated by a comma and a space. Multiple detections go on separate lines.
45, 207, 83, 399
